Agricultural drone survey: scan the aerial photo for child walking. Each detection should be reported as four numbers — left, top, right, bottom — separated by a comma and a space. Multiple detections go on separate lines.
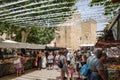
69, 63, 75, 80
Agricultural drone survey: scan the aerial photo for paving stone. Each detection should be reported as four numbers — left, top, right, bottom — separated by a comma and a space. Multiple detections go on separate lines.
0, 66, 80, 80
12, 68, 60, 80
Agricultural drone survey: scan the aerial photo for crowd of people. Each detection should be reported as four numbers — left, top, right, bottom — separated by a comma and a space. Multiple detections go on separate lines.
30, 49, 108, 80
12, 48, 109, 80
56, 49, 108, 80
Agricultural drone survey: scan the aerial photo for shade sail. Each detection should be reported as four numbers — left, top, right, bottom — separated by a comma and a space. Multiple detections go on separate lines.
0, 0, 77, 27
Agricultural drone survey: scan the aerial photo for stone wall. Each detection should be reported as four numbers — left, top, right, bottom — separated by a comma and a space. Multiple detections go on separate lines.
55, 14, 97, 50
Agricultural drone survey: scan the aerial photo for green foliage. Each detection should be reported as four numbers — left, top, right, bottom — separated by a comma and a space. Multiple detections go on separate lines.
0, 0, 77, 27
0, 22, 18, 38
0, 0, 77, 44
15, 27, 27, 42
90, 0, 104, 4
14, 26, 56, 44
27, 27, 56, 44
0, 22, 5, 35
90, 0, 120, 15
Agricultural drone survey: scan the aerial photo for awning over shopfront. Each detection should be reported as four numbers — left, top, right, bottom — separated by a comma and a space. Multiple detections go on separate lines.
45, 46, 66, 51
2, 40, 18, 43
27, 44, 45, 49
95, 40, 120, 48
80, 44, 95, 47
112, 0, 120, 3
0, 40, 45, 49
0, 42, 18, 48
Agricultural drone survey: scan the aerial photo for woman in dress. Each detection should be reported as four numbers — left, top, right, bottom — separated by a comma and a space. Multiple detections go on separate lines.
36, 51, 42, 70
42, 52, 47, 69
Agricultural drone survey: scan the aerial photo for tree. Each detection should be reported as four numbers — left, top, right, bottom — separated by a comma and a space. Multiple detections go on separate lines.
15, 27, 31, 43
0, 0, 77, 44
27, 27, 56, 44
0, 22, 5, 35
21, 27, 31, 43
0, 22, 18, 40
0, 21, 56, 44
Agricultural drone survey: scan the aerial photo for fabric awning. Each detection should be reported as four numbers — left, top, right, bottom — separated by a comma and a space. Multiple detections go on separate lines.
2, 40, 18, 43
95, 40, 120, 48
0, 42, 45, 49
112, 0, 120, 3
80, 44, 95, 47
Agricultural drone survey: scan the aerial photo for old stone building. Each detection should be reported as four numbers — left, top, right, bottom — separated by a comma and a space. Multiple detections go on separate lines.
55, 13, 97, 50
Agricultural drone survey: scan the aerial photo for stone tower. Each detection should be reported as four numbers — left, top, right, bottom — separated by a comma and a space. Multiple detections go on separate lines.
55, 13, 97, 50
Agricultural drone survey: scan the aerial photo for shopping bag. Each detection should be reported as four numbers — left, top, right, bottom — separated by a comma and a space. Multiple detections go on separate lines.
80, 64, 90, 77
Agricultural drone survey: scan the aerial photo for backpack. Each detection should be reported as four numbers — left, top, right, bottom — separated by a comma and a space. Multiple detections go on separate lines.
80, 64, 90, 77
57, 60, 63, 68
57, 56, 63, 68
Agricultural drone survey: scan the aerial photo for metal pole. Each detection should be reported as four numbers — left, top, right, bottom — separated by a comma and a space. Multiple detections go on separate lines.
117, 14, 120, 40
64, 26, 67, 48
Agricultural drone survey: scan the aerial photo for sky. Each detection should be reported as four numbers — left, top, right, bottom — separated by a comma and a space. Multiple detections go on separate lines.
75, 0, 109, 31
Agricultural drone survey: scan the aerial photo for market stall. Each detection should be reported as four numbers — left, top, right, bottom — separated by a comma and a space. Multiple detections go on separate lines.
0, 40, 46, 49
0, 48, 35, 77
95, 11, 120, 80
0, 40, 46, 77
0, 59, 33, 77
106, 47, 120, 80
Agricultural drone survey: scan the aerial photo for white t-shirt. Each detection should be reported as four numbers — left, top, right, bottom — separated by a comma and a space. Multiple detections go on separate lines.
55, 55, 60, 61
14, 58, 21, 64
66, 52, 71, 61
47, 55, 54, 63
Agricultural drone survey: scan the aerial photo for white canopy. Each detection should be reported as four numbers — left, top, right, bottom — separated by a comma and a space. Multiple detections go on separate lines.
0, 40, 45, 49
80, 44, 95, 47
0, 42, 18, 48
2, 40, 18, 43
